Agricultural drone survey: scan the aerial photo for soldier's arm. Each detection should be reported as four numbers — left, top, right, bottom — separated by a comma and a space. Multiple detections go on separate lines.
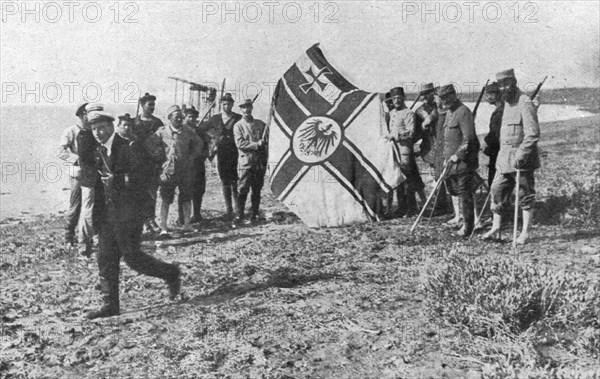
190, 131, 204, 160
516, 96, 540, 162
58, 128, 78, 163
144, 132, 166, 163
455, 108, 477, 161
234, 123, 260, 151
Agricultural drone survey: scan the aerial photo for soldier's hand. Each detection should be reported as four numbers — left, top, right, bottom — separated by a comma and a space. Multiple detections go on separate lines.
423, 115, 432, 127
514, 158, 525, 169
449, 154, 459, 163
532, 97, 540, 110
100, 173, 114, 186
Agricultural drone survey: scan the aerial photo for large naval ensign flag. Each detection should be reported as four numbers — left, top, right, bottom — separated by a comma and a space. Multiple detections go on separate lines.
268, 44, 404, 227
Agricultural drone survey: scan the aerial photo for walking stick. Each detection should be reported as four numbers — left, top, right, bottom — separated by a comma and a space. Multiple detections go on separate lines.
411, 161, 452, 233
513, 169, 521, 246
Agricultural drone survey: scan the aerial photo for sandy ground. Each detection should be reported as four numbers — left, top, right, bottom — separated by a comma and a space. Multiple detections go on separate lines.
1, 116, 599, 379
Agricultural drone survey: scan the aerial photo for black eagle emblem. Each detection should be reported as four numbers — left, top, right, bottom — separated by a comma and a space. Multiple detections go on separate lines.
298, 119, 338, 157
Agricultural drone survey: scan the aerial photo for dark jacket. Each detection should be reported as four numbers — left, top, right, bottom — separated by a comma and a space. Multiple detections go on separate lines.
442, 101, 480, 175
77, 129, 100, 188
483, 103, 504, 163
95, 134, 152, 222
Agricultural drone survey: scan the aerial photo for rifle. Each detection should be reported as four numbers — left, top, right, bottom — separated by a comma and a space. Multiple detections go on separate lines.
217, 78, 226, 113
410, 93, 421, 110
530, 76, 547, 100
472, 79, 489, 118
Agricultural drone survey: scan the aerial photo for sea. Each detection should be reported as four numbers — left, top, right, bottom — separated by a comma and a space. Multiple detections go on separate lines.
0, 101, 595, 222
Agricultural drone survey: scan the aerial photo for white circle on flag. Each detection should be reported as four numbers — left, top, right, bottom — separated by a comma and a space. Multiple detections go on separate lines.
292, 116, 342, 164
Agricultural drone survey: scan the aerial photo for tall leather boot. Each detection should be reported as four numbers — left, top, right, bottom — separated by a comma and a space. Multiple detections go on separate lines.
236, 190, 249, 221
457, 194, 475, 237
86, 277, 119, 319
396, 185, 408, 217
222, 185, 233, 219
192, 195, 203, 223
406, 190, 418, 217
251, 190, 261, 219
231, 184, 239, 217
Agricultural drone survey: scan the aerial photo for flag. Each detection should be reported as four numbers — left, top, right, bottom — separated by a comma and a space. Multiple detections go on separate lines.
268, 43, 404, 227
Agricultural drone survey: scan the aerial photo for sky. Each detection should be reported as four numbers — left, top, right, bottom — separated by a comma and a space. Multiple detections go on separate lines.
1, 0, 599, 109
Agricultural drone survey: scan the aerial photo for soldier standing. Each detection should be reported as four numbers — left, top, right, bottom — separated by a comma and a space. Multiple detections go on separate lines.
483, 69, 540, 244
58, 103, 88, 246
483, 82, 504, 188
133, 93, 164, 234
233, 99, 268, 225
385, 87, 426, 217
148, 105, 203, 236
204, 93, 243, 220
439, 84, 480, 237
414, 83, 438, 165
177, 106, 208, 224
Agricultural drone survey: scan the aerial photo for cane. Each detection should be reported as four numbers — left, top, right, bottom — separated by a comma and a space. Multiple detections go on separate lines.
411, 161, 452, 233
470, 170, 498, 239
512, 169, 521, 246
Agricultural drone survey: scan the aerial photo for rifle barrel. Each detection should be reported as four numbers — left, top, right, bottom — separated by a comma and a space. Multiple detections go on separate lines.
531, 75, 548, 99
472, 79, 490, 116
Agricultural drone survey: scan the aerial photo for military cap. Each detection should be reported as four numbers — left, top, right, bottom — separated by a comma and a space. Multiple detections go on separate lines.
183, 105, 199, 116
139, 92, 157, 104
166, 105, 182, 117
389, 87, 405, 98
239, 99, 254, 108
87, 111, 115, 124
420, 83, 435, 95
485, 82, 500, 93
439, 84, 456, 97
118, 113, 134, 123
75, 102, 88, 117
496, 69, 515, 81
85, 103, 104, 113
221, 93, 235, 103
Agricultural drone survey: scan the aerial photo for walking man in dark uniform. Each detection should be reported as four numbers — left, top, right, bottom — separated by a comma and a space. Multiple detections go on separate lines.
205, 93, 243, 219
483, 69, 540, 244
439, 84, 480, 237
133, 93, 164, 234
86, 110, 181, 319
233, 99, 268, 225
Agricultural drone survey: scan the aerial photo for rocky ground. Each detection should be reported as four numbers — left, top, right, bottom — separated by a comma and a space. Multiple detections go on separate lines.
1, 116, 599, 379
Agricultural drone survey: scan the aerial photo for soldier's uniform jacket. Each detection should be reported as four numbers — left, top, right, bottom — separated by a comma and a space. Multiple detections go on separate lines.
442, 100, 480, 175
147, 125, 204, 181
496, 89, 540, 174
234, 117, 267, 169
483, 103, 504, 161
388, 107, 416, 164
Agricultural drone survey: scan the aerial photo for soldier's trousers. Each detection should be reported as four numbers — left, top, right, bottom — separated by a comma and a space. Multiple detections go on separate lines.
238, 165, 266, 218
65, 177, 82, 240
445, 172, 476, 233
97, 219, 179, 308
491, 171, 536, 213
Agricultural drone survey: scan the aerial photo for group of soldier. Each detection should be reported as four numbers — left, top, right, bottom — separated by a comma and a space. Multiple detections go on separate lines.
58, 93, 268, 319
57, 67, 539, 319
384, 68, 540, 243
